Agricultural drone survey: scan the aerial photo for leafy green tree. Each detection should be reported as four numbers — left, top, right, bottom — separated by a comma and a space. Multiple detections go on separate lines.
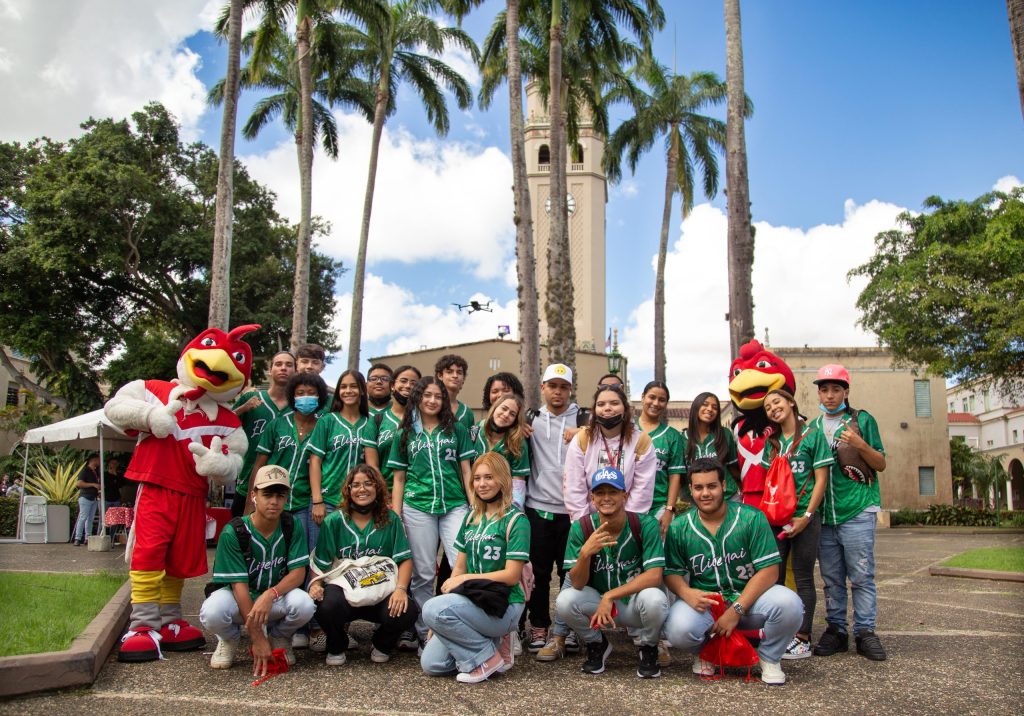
851, 188, 1024, 391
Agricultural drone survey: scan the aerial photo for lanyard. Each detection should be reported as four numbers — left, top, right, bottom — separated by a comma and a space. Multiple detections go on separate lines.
600, 433, 623, 470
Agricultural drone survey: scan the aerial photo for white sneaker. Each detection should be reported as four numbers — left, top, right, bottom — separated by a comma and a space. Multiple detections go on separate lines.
759, 658, 786, 685
564, 630, 580, 653
326, 652, 346, 666
692, 656, 717, 677
510, 630, 523, 657
270, 636, 295, 666
309, 629, 327, 653
782, 636, 812, 660
370, 647, 390, 663
210, 636, 238, 669
291, 632, 309, 649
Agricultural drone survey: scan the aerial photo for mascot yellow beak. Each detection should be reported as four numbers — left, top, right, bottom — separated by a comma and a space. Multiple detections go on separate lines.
182, 348, 246, 394
729, 369, 787, 412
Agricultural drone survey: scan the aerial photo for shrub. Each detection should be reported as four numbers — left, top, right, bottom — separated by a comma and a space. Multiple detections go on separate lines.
0, 497, 18, 537
26, 461, 83, 505
923, 504, 998, 527
1010, 512, 1024, 528
890, 508, 924, 526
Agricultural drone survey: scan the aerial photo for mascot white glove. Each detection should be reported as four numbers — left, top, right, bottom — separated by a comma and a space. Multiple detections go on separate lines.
147, 399, 182, 439
188, 436, 236, 483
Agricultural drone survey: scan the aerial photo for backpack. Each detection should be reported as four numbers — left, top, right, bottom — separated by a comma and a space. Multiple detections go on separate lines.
204, 513, 296, 598
759, 456, 797, 527
836, 410, 876, 485
579, 511, 644, 572
526, 407, 591, 428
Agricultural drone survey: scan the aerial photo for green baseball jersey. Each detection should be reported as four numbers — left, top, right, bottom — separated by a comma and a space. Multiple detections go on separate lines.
232, 390, 290, 497
387, 423, 475, 514
312, 509, 411, 570
759, 424, 833, 514
810, 410, 886, 526
368, 401, 392, 418
256, 413, 317, 511
471, 421, 531, 478
306, 413, 379, 506
665, 501, 781, 602
375, 408, 403, 489
638, 422, 685, 512
680, 428, 741, 499
455, 400, 475, 430
211, 515, 310, 600
563, 512, 665, 603
454, 508, 531, 603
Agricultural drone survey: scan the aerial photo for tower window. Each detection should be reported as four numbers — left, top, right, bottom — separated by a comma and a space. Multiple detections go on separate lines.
538, 145, 550, 165
572, 144, 585, 163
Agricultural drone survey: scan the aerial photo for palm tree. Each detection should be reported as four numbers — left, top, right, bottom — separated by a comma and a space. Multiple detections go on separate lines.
344, 0, 479, 371
1009, 0, 1024, 120
724, 0, 754, 356
605, 59, 749, 382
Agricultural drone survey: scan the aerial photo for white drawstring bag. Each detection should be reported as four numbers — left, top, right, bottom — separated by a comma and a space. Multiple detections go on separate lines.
310, 555, 398, 607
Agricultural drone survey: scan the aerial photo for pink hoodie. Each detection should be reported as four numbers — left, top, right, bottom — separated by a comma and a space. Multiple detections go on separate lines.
562, 428, 657, 521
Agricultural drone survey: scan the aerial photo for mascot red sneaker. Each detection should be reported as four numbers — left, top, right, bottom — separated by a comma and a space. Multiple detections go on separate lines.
728, 340, 795, 508
104, 325, 259, 662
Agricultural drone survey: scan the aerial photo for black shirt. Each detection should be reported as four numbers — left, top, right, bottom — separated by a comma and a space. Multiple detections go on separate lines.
78, 466, 101, 500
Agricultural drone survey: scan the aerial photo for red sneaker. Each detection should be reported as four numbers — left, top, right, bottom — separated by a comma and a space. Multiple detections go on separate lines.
159, 620, 206, 652
118, 627, 163, 663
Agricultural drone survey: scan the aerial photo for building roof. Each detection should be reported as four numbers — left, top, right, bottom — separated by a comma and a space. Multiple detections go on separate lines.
947, 412, 980, 424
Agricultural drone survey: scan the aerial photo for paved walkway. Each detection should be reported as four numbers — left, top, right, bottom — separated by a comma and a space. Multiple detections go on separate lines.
1, 529, 1022, 715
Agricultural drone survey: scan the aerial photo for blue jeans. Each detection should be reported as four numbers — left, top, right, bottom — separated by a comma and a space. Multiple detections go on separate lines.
664, 584, 803, 663
199, 586, 316, 641
402, 503, 469, 641
73, 496, 98, 541
818, 509, 878, 635
306, 503, 336, 553
420, 594, 524, 674
557, 585, 669, 646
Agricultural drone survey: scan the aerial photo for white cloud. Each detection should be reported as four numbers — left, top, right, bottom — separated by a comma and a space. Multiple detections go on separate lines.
994, 175, 1022, 193
618, 198, 905, 399
0, 0, 211, 141
611, 179, 640, 199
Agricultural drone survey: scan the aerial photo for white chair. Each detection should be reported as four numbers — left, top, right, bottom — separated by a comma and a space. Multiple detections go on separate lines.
22, 495, 48, 544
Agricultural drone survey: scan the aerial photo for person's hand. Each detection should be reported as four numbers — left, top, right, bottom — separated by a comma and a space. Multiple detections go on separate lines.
388, 588, 409, 617
682, 587, 716, 613
711, 605, 741, 638
308, 582, 324, 601
246, 591, 274, 629
837, 428, 868, 451
312, 502, 326, 525
440, 574, 466, 594
590, 596, 616, 629
563, 427, 581, 444
659, 509, 674, 538
580, 522, 617, 558
250, 632, 273, 678
785, 514, 811, 538
522, 423, 534, 439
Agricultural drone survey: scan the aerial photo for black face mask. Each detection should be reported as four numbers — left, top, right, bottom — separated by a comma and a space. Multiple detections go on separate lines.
487, 417, 510, 434
350, 501, 376, 514
479, 492, 503, 504
368, 395, 390, 408
594, 413, 624, 430
392, 391, 409, 406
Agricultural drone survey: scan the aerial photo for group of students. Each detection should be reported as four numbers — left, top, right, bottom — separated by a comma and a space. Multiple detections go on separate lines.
199, 347, 887, 686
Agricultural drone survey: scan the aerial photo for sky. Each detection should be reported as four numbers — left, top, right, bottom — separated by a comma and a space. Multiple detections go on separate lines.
1, 0, 1020, 399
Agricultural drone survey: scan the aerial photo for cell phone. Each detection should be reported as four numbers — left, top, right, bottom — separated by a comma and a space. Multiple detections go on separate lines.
777, 524, 794, 539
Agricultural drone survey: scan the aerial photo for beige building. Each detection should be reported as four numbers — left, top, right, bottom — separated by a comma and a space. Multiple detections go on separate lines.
0, 349, 38, 456
773, 346, 953, 511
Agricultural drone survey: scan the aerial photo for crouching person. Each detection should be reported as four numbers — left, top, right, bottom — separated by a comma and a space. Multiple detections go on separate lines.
663, 458, 803, 685
309, 464, 418, 666
556, 467, 669, 679
200, 465, 315, 674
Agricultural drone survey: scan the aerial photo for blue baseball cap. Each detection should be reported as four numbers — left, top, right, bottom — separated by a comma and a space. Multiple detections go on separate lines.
590, 467, 626, 492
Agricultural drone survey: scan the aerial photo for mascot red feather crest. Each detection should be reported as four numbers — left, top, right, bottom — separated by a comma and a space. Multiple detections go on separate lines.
728, 340, 795, 506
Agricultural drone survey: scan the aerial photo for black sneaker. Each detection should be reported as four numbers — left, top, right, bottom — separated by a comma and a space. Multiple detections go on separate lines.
581, 634, 612, 675
812, 624, 849, 656
855, 631, 887, 661
637, 644, 661, 679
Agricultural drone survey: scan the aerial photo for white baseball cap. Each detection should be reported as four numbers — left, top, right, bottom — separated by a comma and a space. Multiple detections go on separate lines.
542, 363, 573, 385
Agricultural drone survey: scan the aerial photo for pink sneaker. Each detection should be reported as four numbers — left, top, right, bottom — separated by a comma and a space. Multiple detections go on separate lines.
456, 651, 505, 684
497, 633, 514, 672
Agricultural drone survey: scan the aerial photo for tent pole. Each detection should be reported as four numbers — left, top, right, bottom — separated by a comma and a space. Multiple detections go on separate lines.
99, 427, 106, 538
18, 443, 29, 542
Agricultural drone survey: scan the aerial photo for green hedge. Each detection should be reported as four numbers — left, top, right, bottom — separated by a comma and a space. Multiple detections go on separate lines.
0, 497, 17, 537
891, 504, 1002, 527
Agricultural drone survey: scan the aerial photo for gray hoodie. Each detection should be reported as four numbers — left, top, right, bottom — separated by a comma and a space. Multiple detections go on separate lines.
525, 402, 581, 514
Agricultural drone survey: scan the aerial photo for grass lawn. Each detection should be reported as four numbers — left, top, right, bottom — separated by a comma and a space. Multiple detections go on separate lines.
941, 547, 1024, 573
0, 571, 125, 657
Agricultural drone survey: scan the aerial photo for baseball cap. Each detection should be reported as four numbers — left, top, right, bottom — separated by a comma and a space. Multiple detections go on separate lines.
542, 363, 573, 385
590, 467, 626, 492
813, 363, 851, 387
253, 465, 291, 491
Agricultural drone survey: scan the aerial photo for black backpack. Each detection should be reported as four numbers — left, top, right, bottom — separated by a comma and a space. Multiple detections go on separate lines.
579, 511, 643, 573
526, 407, 591, 428
204, 513, 297, 598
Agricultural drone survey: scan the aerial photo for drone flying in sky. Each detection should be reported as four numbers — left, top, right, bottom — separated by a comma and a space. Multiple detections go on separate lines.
452, 300, 493, 314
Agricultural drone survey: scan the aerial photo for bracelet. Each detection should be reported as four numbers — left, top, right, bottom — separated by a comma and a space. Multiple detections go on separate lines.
312, 501, 324, 506
269, 587, 281, 601
395, 585, 408, 592
803, 511, 815, 520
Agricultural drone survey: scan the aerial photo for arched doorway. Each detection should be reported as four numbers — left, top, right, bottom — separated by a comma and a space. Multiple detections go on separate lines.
1009, 459, 1023, 511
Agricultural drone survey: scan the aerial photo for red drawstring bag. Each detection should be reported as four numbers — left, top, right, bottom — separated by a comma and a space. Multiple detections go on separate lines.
759, 455, 796, 526
698, 594, 761, 681
250, 647, 290, 686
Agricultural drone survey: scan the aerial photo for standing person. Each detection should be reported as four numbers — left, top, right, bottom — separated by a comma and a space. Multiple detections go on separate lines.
388, 376, 475, 645
482, 372, 525, 412
199, 465, 315, 673
104, 457, 122, 510
0, 474, 8, 496
809, 364, 888, 661
636, 381, 685, 537
232, 351, 296, 517
295, 344, 326, 375
72, 454, 102, 545
662, 457, 803, 685
680, 392, 742, 500
377, 365, 421, 491
420, 452, 530, 683
596, 374, 624, 389
434, 354, 475, 430
556, 467, 669, 678
367, 363, 394, 417
760, 389, 832, 659
472, 393, 530, 509
309, 464, 417, 666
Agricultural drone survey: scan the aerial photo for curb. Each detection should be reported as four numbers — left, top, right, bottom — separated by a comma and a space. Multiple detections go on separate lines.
891, 527, 1024, 534
0, 579, 131, 697
928, 565, 1024, 583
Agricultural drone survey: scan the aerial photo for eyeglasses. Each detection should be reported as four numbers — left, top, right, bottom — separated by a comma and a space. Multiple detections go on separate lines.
349, 481, 376, 490
598, 383, 623, 390
367, 376, 392, 384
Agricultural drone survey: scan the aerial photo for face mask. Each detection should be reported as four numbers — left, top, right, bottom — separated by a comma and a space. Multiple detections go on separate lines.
368, 395, 390, 407
594, 413, 624, 429
479, 492, 502, 504
392, 391, 409, 406
487, 417, 510, 434
819, 401, 847, 415
294, 396, 319, 415
350, 501, 376, 514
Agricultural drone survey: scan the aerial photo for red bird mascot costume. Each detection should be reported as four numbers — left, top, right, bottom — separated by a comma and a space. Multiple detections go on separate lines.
105, 325, 259, 663
727, 340, 796, 508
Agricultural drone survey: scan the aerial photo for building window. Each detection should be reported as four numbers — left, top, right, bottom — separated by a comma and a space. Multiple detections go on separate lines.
538, 144, 550, 165
962, 398, 969, 412
913, 380, 932, 418
1013, 430, 1019, 444
968, 394, 977, 412
571, 143, 584, 163
918, 467, 936, 496
5, 385, 18, 406
986, 440, 994, 447
948, 401, 955, 412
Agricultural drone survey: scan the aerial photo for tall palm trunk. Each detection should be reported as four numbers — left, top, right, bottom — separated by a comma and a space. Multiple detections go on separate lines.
724, 0, 754, 356
507, 0, 539, 407
653, 126, 679, 383
208, 0, 243, 330
1010, 0, 1024, 120
290, 9, 315, 351
348, 77, 390, 371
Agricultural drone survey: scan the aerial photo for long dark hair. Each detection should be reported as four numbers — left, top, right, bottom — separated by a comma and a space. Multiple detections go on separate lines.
641, 381, 671, 424
584, 384, 635, 445
341, 464, 391, 528
286, 372, 328, 411
765, 389, 806, 458
330, 370, 369, 417
398, 376, 456, 450
686, 392, 728, 465
482, 372, 525, 411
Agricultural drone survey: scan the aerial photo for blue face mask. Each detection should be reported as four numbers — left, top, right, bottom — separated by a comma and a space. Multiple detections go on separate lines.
819, 401, 847, 415
294, 396, 319, 415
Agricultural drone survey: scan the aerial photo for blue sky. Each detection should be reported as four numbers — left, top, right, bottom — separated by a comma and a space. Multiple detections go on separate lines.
0, 0, 1019, 396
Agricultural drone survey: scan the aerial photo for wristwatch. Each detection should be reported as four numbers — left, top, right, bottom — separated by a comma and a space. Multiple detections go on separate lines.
731, 602, 746, 616
803, 511, 814, 520
664, 505, 675, 513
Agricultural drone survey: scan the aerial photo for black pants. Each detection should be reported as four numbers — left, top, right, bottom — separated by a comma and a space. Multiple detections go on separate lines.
315, 584, 420, 654
230, 492, 246, 518
776, 513, 821, 636
524, 508, 572, 629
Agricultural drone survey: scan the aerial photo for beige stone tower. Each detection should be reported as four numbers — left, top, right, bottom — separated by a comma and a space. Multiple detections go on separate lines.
524, 81, 607, 352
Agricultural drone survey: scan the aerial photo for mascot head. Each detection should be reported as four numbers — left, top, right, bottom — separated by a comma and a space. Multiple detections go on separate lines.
176, 324, 260, 402
728, 340, 795, 414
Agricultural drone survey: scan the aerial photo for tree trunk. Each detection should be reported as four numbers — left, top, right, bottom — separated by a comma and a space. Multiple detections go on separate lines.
724, 0, 755, 357
290, 11, 315, 352
654, 127, 679, 384
1009, 0, 1024, 121
208, 0, 243, 331
348, 80, 389, 371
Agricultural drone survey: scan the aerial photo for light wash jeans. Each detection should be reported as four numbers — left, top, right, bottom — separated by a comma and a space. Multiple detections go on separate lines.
420, 594, 524, 674
664, 584, 803, 663
199, 586, 316, 641
72, 496, 98, 542
556, 585, 669, 647
402, 503, 469, 641
818, 508, 878, 635
305, 503, 336, 554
